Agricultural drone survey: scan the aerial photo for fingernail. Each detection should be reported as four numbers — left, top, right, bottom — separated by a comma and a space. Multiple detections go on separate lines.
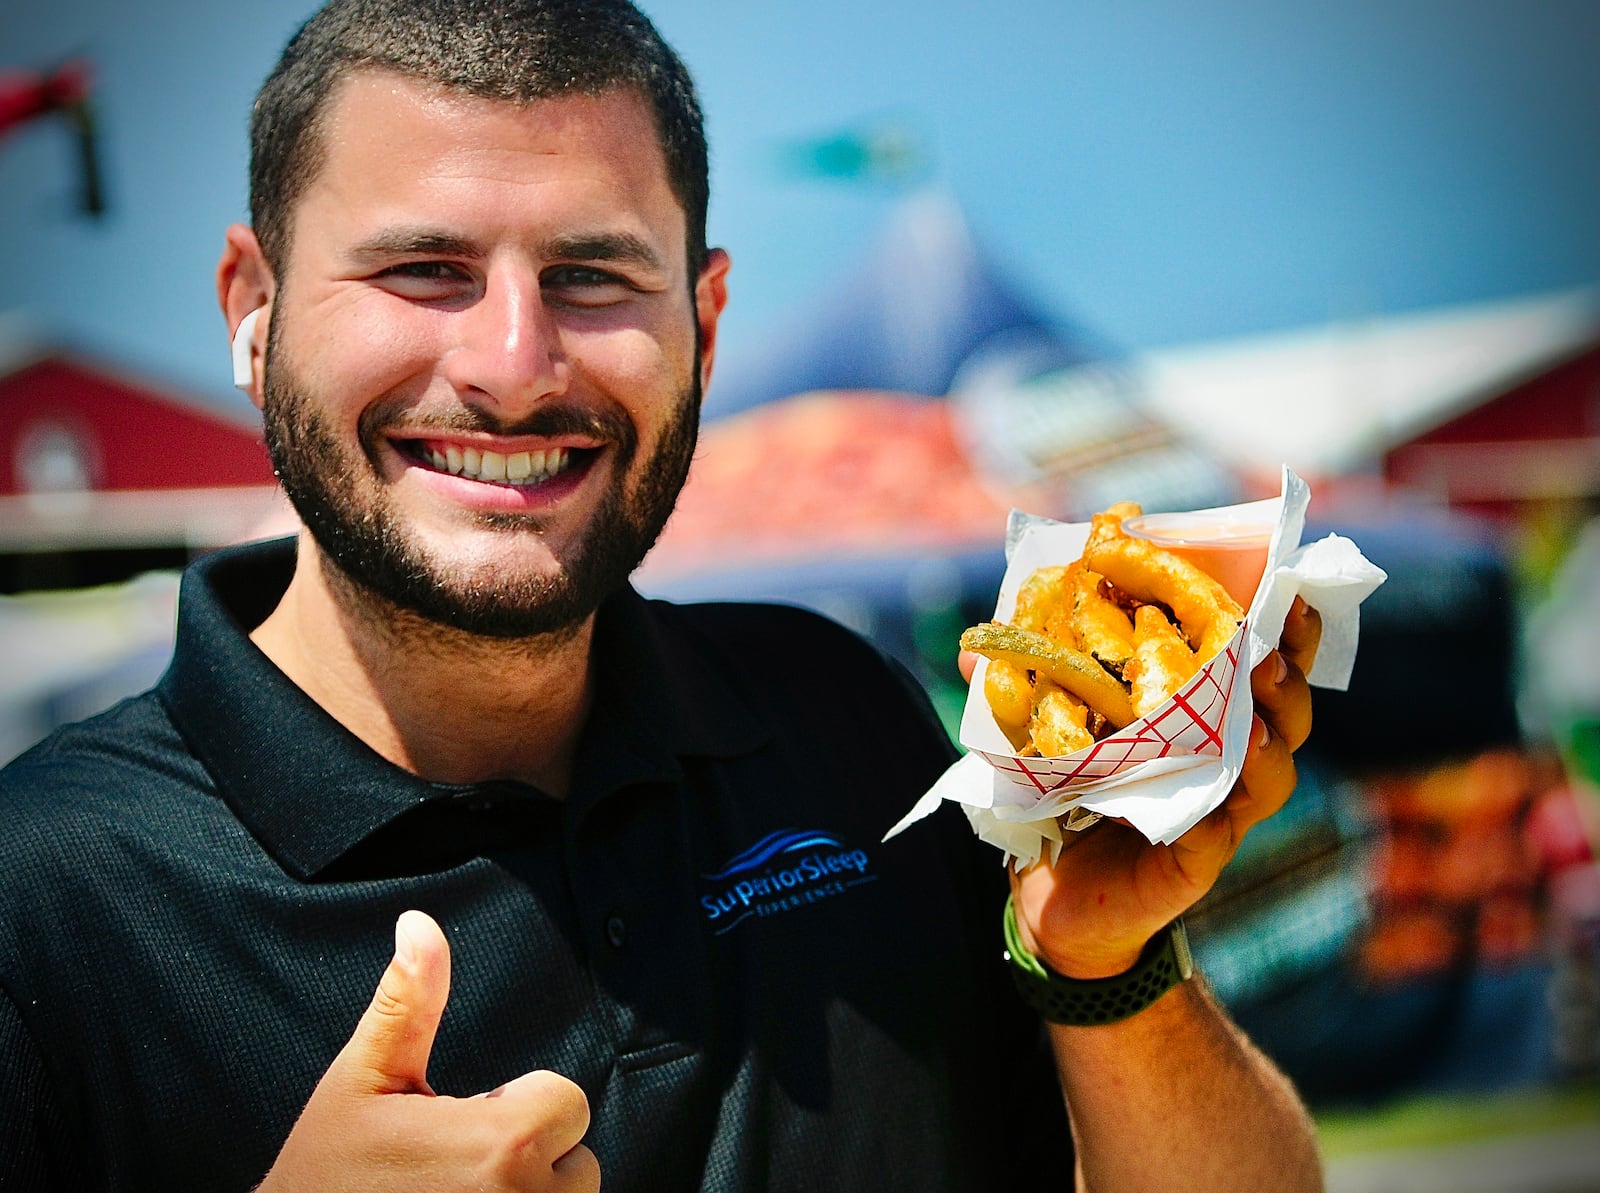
394, 915, 416, 967
1253, 714, 1270, 749
1273, 651, 1289, 685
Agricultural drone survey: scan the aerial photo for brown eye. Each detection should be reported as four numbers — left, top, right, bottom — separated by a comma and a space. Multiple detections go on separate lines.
541, 266, 633, 306
374, 261, 474, 301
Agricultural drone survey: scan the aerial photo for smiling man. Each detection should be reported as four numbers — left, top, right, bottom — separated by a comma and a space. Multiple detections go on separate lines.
223, 70, 726, 797
0, 2, 1324, 1191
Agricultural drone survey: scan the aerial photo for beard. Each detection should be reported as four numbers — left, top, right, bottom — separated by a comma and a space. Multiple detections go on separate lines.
260, 331, 700, 640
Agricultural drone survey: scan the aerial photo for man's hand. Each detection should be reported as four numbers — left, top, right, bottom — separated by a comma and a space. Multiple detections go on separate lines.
257, 911, 599, 1193
1013, 596, 1324, 979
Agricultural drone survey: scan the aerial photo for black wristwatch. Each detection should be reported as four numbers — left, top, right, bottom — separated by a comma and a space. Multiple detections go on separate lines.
1002, 895, 1194, 1026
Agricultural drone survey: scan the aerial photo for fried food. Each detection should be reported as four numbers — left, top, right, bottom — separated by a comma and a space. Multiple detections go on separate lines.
1012, 562, 1135, 670
959, 622, 1136, 730
1081, 533, 1243, 663
1068, 566, 1134, 671
1127, 604, 1201, 719
1029, 678, 1095, 757
960, 500, 1247, 757
984, 657, 1035, 750
1012, 566, 1075, 637
1086, 501, 1142, 552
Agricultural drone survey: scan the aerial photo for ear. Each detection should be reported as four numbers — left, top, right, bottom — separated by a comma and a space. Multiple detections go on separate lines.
692, 247, 731, 399
216, 223, 276, 410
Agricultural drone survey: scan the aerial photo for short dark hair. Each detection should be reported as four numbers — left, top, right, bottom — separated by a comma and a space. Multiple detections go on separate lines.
249, 0, 708, 275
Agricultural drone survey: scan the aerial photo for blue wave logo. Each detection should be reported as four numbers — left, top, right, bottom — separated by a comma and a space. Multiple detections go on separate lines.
701, 828, 845, 881
700, 828, 876, 935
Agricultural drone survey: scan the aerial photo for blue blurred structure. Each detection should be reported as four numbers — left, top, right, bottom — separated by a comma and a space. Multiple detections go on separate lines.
703, 191, 1118, 421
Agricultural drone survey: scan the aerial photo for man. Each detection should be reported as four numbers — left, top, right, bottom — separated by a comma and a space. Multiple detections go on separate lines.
0, 1, 1325, 1189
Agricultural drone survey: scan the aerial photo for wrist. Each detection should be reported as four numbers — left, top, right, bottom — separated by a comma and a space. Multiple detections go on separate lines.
1035, 939, 1145, 982
1002, 896, 1194, 1026
1008, 897, 1151, 979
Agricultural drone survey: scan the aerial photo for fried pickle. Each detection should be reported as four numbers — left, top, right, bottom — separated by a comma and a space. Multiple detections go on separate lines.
960, 621, 1137, 730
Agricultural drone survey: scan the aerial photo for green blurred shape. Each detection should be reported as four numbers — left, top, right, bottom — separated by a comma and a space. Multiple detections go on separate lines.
778, 124, 928, 184
1568, 719, 1600, 787
1315, 1082, 1600, 1157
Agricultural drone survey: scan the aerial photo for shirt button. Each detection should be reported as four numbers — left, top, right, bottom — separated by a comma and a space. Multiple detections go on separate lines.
605, 914, 627, 949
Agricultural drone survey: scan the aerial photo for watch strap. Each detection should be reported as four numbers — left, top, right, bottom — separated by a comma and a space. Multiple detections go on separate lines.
1002, 895, 1193, 1026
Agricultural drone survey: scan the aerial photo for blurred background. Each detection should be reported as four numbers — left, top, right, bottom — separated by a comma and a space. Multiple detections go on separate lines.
2, 1, 1598, 1187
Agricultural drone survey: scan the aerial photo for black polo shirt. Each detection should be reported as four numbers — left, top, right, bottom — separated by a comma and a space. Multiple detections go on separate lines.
0, 538, 1067, 1191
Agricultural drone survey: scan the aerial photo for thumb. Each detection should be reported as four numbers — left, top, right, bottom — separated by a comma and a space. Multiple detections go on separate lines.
333, 909, 451, 1096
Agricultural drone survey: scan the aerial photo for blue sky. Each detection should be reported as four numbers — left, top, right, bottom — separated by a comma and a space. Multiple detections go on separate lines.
1, 0, 1595, 414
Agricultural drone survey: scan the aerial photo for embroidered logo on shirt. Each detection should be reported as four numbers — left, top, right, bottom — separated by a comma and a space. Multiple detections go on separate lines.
699, 828, 877, 935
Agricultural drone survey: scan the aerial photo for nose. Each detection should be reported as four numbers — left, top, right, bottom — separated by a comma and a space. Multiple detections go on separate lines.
439, 269, 569, 415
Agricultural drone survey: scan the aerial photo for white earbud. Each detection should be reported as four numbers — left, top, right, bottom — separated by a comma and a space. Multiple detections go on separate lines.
231, 307, 264, 392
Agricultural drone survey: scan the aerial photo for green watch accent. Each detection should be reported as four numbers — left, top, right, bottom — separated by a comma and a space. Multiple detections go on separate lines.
1002, 895, 1194, 1026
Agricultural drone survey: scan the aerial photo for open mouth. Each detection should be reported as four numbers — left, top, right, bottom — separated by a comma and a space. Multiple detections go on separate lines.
409, 441, 595, 487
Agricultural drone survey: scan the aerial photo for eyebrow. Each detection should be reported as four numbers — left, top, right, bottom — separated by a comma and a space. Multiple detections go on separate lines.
543, 232, 667, 275
346, 229, 482, 263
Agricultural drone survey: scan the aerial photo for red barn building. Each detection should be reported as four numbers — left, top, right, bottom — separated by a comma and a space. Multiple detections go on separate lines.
0, 337, 286, 591
1382, 341, 1600, 518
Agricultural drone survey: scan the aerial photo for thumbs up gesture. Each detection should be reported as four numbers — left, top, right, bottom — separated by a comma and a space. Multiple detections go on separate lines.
258, 911, 599, 1192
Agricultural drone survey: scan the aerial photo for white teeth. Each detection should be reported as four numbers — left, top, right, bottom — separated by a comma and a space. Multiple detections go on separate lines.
420, 443, 573, 486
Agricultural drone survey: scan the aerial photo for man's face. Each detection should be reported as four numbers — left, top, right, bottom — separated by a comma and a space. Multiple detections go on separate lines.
260, 72, 725, 637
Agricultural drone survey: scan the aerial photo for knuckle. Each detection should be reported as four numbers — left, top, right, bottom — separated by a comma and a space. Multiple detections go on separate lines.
1243, 729, 1293, 782
368, 974, 409, 1023
488, 1070, 593, 1167
528, 1068, 590, 1112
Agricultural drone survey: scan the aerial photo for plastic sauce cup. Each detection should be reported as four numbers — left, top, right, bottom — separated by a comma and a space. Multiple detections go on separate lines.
1120, 513, 1273, 608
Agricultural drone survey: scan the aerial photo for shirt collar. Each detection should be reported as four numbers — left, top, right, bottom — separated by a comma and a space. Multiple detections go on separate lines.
158, 538, 766, 880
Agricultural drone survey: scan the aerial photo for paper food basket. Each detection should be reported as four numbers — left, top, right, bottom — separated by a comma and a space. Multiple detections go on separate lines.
887, 467, 1387, 865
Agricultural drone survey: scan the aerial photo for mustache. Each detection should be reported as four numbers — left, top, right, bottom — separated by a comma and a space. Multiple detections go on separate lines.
359, 401, 636, 448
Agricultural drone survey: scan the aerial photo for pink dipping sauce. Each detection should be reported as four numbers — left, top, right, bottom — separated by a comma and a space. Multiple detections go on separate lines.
1120, 513, 1273, 607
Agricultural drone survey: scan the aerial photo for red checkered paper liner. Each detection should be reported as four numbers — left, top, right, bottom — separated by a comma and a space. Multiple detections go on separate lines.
969, 621, 1244, 794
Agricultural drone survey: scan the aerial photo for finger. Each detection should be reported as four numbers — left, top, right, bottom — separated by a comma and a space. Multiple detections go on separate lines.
488, 1068, 592, 1165
335, 909, 451, 1096
1279, 595, 1322, 678
1168, 801, 1239, 892
1251, 648, 1313, 752
1230, 713, 1298, 836
958, 648, 979, 684
551, 1143, 602, 1192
